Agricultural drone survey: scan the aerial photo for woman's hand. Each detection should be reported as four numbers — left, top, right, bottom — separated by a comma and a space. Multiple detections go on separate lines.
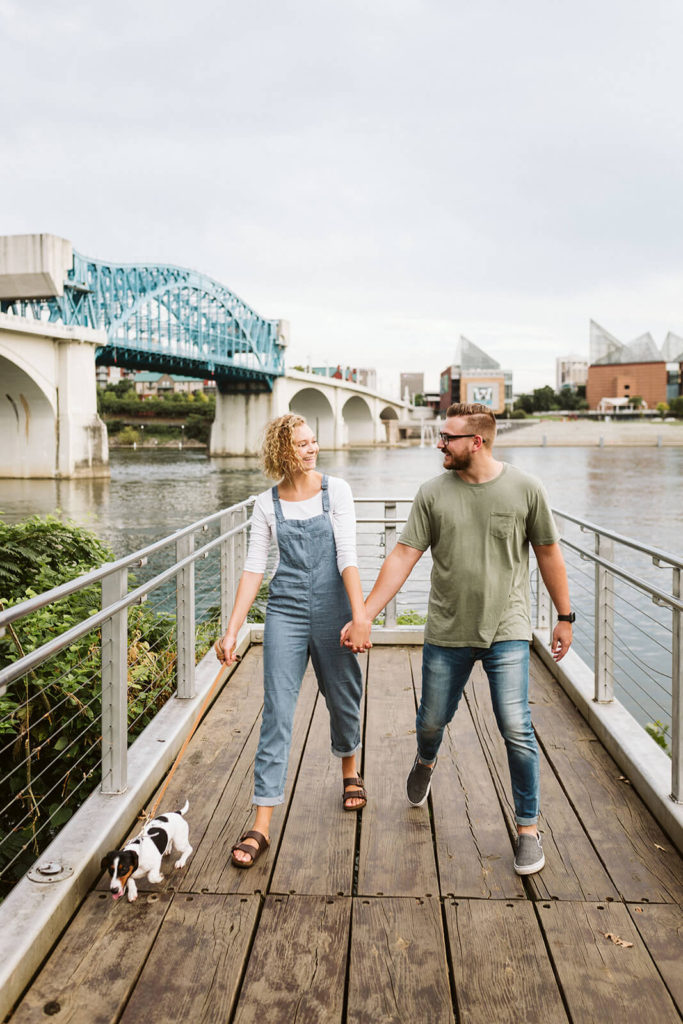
214, 632, 239, 664
340, 619, 372, 652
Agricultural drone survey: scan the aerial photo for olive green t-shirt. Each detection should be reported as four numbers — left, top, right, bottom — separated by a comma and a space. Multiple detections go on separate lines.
399, 464, 560, 647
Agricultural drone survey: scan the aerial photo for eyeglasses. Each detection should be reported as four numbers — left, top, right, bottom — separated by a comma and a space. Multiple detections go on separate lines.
438, 432, 477, 444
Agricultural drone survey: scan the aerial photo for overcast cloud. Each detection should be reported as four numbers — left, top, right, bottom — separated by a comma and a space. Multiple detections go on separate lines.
2, 0, 682, 395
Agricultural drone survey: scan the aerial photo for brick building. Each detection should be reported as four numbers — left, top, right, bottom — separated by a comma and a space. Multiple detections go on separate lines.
586, 321, 682, 410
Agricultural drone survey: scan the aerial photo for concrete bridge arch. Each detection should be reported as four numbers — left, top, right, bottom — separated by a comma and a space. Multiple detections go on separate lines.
288, 387, 336, 448
0, 315, 108, 478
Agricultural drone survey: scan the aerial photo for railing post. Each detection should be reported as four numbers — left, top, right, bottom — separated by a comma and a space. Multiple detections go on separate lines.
220, 510, 235, 634
594, 533, 615, 702
384, 501, 397, 628
235, 506, 247, 579
101, 567, 128, 794
672, 568, 682, 803
535, 564, 552, 642
176, 533, 196, 699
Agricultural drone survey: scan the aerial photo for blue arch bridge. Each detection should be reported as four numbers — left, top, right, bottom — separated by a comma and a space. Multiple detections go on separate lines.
0, 234, 405, 477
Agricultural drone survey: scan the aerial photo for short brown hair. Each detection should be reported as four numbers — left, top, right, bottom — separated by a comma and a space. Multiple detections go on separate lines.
445, 403, 497, 445
260, 413, 306, 480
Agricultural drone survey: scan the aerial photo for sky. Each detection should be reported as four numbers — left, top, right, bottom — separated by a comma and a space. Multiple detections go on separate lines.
2, 0, 682, 397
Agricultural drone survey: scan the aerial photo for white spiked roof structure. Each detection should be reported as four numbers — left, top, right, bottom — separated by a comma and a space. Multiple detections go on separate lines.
590, 320, 682, 365
456, 336, 501, 371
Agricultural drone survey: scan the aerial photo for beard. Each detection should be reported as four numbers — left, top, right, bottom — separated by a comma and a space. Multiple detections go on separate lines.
443, 450, 472, 472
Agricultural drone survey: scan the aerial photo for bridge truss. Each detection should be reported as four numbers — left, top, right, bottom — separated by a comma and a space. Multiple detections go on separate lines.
1, 251, 286, 387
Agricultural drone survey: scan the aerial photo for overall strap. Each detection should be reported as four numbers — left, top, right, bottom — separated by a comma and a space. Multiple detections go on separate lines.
321, 475, 330, 513
271, 485, 285, 524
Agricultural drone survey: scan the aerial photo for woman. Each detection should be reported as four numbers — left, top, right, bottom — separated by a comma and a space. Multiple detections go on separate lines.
216, 414, 371, 868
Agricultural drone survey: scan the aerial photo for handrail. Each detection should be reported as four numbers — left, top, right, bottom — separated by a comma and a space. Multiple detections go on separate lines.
0, 517, 252, 690
560, 538, 683, 613
555, 509, 683, 571
0, 496, 257, 631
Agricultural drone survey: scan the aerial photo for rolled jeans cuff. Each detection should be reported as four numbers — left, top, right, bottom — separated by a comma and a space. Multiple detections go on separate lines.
331, 742, 362, 759
516, 815, 539, 827
252, 794, 285, 807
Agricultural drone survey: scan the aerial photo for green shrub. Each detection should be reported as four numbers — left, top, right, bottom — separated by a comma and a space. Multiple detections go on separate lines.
116, 426, 141, 445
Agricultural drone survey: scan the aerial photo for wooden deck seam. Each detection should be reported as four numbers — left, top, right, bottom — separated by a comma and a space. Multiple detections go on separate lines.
263, 690, 322, 897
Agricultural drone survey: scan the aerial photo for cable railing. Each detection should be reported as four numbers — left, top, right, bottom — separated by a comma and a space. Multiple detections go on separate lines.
533, 509, 682, 802
0, 498, 254, 893
0, 497, 680, 898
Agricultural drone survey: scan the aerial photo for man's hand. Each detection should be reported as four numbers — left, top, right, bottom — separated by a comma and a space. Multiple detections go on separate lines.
551, 621, 572, 662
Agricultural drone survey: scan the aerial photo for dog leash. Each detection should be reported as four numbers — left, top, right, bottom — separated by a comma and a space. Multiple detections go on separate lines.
138, 644, 239, 827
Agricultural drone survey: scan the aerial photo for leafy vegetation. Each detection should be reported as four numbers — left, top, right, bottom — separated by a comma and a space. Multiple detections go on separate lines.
512, 385, 588, 415
645, 719, 671, 755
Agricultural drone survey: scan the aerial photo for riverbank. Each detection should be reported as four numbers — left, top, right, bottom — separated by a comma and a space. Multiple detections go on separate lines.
494, 419, 683, 447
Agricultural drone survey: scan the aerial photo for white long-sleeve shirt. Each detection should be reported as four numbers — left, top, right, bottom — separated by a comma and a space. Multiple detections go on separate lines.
243, 475, 358, 577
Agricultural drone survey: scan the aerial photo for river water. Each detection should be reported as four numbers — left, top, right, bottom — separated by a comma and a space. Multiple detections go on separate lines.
1, 444, 680, 555
2, 444, 681, 731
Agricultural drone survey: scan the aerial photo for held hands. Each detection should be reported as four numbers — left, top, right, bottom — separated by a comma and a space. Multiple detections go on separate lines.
551, 621, 573, 662
214, 632, 240, 665
340, 618, 373, 653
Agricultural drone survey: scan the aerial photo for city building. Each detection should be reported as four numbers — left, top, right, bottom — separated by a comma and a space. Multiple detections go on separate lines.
131, 372, 216, 397
96, 365, 134, 387
399, 372, 424, 404
439, 337, 512, 415
556, 355, 588, 392
586, 321, 683, 410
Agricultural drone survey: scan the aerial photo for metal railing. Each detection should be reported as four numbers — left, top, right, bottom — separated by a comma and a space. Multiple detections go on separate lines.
535, 509, 683, 803
0, 498, 254, 891
1, 497, 681, 896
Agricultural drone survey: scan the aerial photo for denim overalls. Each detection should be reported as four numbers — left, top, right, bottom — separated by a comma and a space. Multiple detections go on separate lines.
254, 475, 363, 806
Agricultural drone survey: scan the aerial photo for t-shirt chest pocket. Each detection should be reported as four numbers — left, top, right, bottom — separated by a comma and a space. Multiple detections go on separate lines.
490, 512, 515, 539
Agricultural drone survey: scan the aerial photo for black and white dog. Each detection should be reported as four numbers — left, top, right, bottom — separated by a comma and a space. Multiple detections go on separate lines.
101, 800, 192, 902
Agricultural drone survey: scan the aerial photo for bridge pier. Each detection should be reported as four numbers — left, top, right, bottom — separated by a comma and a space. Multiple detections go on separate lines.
209, 386, 275, 456
0, 315, 108, 479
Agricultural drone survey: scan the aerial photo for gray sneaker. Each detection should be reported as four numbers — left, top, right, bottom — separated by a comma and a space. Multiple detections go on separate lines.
406, 755, 436, 806
514, 833, 545, 875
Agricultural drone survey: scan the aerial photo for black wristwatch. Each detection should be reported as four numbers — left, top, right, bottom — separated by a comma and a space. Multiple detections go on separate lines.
557, 612, 576, 623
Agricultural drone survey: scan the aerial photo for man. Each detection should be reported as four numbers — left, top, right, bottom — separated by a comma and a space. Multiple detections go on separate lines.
346, 402, 573, 875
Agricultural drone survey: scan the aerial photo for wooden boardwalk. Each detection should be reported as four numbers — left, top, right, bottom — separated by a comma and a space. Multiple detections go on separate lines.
10, 646, 683, 1023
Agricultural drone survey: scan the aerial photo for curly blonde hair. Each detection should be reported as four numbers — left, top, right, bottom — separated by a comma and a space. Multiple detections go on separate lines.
260, 413, 307, 480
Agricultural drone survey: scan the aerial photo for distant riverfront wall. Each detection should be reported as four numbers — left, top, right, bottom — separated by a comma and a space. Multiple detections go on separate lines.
494, 419, 683, 447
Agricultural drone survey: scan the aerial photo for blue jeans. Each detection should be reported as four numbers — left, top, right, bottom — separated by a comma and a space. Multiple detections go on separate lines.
418, 640, 539, 826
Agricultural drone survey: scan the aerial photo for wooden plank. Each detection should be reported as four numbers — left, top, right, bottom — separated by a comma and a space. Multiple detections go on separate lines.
537, 900, 681, 1022
529, 656, 683, 904
232, 895, 350, 1024
348, 896, 454, 1023
270, 653, 367, 896
444, 899, 568, 1024
357, 647, 440, 897
10, 891, 172, 1024
466, 662, 620, 902
180, 665, 319, 895
119, 894, 260, 1024
95, 647, 266, 895
407, 648, 525, 900
628, 903, 683, 1015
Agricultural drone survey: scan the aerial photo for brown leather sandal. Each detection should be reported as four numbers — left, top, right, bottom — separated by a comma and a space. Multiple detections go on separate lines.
342, 775, 367, 812
231, 829, 270, 868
